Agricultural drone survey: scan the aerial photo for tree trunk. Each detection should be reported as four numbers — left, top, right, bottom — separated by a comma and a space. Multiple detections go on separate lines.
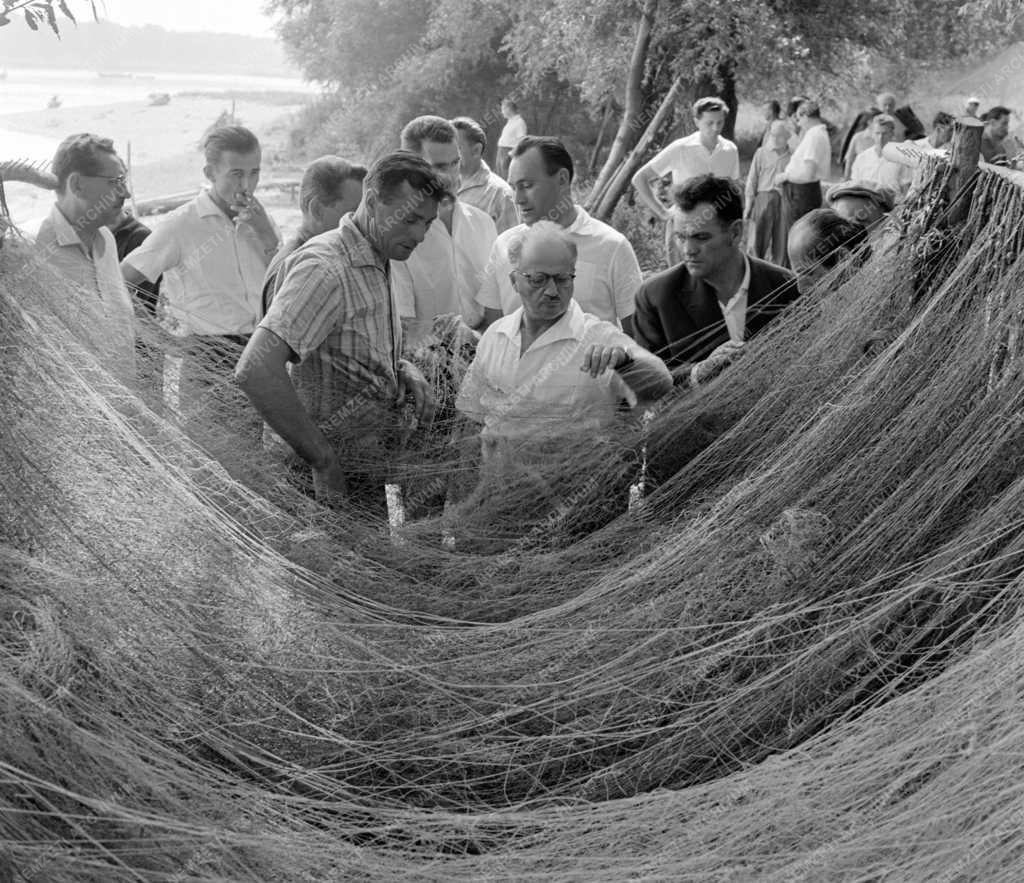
584, 0, 658, 211
592, 76, 684, 222
587, 98, 615, 176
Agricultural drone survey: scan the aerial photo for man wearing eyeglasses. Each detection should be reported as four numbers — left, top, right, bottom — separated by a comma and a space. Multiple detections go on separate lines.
456, 221, 670, 458
35, 132, 136, 381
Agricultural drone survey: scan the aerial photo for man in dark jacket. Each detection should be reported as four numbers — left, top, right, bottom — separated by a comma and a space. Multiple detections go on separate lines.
633, 174, 798, 387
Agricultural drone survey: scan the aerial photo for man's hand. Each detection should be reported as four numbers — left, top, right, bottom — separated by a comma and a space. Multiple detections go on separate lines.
396, 358, 436, 425
580, 344, 630, 378
312, 454, 348, 507
233, 193, 279, 251
691, 340, 745, 386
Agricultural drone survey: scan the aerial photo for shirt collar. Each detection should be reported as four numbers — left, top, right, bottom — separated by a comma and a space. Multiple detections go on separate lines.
563, 205, 590, 235
342, 213, 388, 269
48, 203, 88, 247
197, 189, 228, 218
497, 300, 587, 349
722, 255, 752, 312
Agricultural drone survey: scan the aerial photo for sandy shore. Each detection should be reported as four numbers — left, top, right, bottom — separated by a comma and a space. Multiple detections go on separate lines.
0, 94, 306, 229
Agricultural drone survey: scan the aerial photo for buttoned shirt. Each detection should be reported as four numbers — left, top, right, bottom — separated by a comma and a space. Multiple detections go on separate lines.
498, 114, 528, 149
475, 206, 642, 324
718, 255, 752, 345
851, 146, 913, 194
458, 160, 519, 232
35, 203, 135, 379
391, 200, 497, 348
121, 189, 274, 336
784, 123, 831, 182
259, 214, 402, 451
647, 131, 740, 188
745, 145, 791, 202
456, 299, 637, 443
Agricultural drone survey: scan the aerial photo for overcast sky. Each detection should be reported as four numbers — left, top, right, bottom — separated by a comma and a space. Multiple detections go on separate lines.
96, 0, 278, 38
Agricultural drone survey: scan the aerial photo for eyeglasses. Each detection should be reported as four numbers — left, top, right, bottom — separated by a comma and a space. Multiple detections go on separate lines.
83, 173, 129, 189
516, 270, 575, 289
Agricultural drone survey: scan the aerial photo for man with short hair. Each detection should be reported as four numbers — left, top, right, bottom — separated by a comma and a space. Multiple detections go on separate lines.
915, 111, 955, 152
744, 120, 792, 266
457, 220, 671, 459
875, 92, 908, 141
981, 106, 1013, 165
633, 174, 798, 387
263, 155, 366, 312
477, 135, 643, 337
760, 100, 783, 146
35, 132, 135, 380
236, 151, 444, 505
774, 100, 832, 239
631, 96, 740, 264
850, 114, 913, 195
452, 116, 518, 233
390, 115, 498, 346
496, 98, 528, 178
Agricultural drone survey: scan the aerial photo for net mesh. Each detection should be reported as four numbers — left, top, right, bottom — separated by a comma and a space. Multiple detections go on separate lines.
3, 159, 1024, 880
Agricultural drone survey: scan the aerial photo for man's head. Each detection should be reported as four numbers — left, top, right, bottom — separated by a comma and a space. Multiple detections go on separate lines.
786, 95, 810, 118
931, 111, 955, 148
796, 100, 822, 132
876, 92, 898, 114
298, 155, 367, 236
983, 106, 1012, 140
451, 116, 486, 177
52, 132, 130, 231
669, 174, 744, 279
763, 100, 781, 122
966, 97, 980, 117
788, 208, 869, 294
768, 120, 790, 151
360, 150, 451, 261
400, 115, 462, 193
825, 181, 895, 228
507, 220, 577, 324
501, 98, 519, 119
202, 125, 261, 214
508, 136, 574, 226
870, 114, 897, 151
692, 97, 728, 142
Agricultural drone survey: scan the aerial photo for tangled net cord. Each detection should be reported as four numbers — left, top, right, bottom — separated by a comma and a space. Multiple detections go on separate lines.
4, 162, 1024, 881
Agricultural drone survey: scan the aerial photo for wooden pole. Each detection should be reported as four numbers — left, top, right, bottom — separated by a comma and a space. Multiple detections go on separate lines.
946, 116, 984, 226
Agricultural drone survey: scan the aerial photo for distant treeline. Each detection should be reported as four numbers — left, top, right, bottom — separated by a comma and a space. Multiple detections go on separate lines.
0, 21, 298, 78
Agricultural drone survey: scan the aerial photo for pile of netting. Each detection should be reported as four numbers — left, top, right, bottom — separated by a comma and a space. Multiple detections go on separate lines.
4, 156, 1024, 881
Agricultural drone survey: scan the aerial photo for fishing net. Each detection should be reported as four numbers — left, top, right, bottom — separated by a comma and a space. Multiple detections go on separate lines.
3, 154, 1024, 881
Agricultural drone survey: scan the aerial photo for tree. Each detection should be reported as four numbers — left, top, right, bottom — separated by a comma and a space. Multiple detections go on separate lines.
0, 0, 92, 35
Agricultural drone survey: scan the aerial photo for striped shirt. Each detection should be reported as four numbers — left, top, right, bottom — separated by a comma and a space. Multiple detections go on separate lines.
259, 214, 402, 450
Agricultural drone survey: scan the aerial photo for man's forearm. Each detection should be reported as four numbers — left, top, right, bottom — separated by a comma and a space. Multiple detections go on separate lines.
631, 169, 667, 219
618, 350, 672, 400
236, 357, 333, 468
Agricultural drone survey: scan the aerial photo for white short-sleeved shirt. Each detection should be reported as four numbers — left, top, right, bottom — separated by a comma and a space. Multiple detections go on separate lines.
391, 200, 497, 347
475, 206, 642, 324
458, 160, 519, 233
498, 114, 528, 149
851, 147, 913, 194
121, 190, 273, 336
456, 299, 636, 442
784, 123, 832, 182
647, 131, 741, 187
35, 203, 136, 380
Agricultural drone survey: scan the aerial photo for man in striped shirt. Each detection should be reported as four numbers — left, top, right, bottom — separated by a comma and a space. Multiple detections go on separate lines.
237, 152, 448, 506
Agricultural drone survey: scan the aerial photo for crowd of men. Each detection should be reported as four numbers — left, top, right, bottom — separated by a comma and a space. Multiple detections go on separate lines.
33, 91, 1012, 508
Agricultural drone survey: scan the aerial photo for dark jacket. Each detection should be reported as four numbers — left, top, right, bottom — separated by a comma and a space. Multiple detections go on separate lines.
633, 254, 798, 371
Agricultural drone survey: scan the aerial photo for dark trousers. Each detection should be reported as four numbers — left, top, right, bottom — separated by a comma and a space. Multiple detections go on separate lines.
750, 190, 787, 266
780, 181, 823, 268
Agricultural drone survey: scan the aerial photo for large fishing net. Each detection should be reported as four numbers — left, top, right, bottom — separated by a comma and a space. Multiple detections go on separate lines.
3, 153, 1024, 881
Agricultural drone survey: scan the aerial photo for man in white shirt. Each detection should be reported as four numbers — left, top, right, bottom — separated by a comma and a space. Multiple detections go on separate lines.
851, 114, 913, 197
390, 115, 498, 347
476, 135, 643, 337
774, 100, 832, 257
914, 111, 954, 153
496, 98, 528, 178
452, 116, 518, 233
121, 125, 280, 424
34, 132, 136, 382
631, 96, 740, 265
457, 221, 670, 462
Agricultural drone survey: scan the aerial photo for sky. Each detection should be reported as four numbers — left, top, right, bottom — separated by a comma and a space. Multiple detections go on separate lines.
95, 0, 279, 38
